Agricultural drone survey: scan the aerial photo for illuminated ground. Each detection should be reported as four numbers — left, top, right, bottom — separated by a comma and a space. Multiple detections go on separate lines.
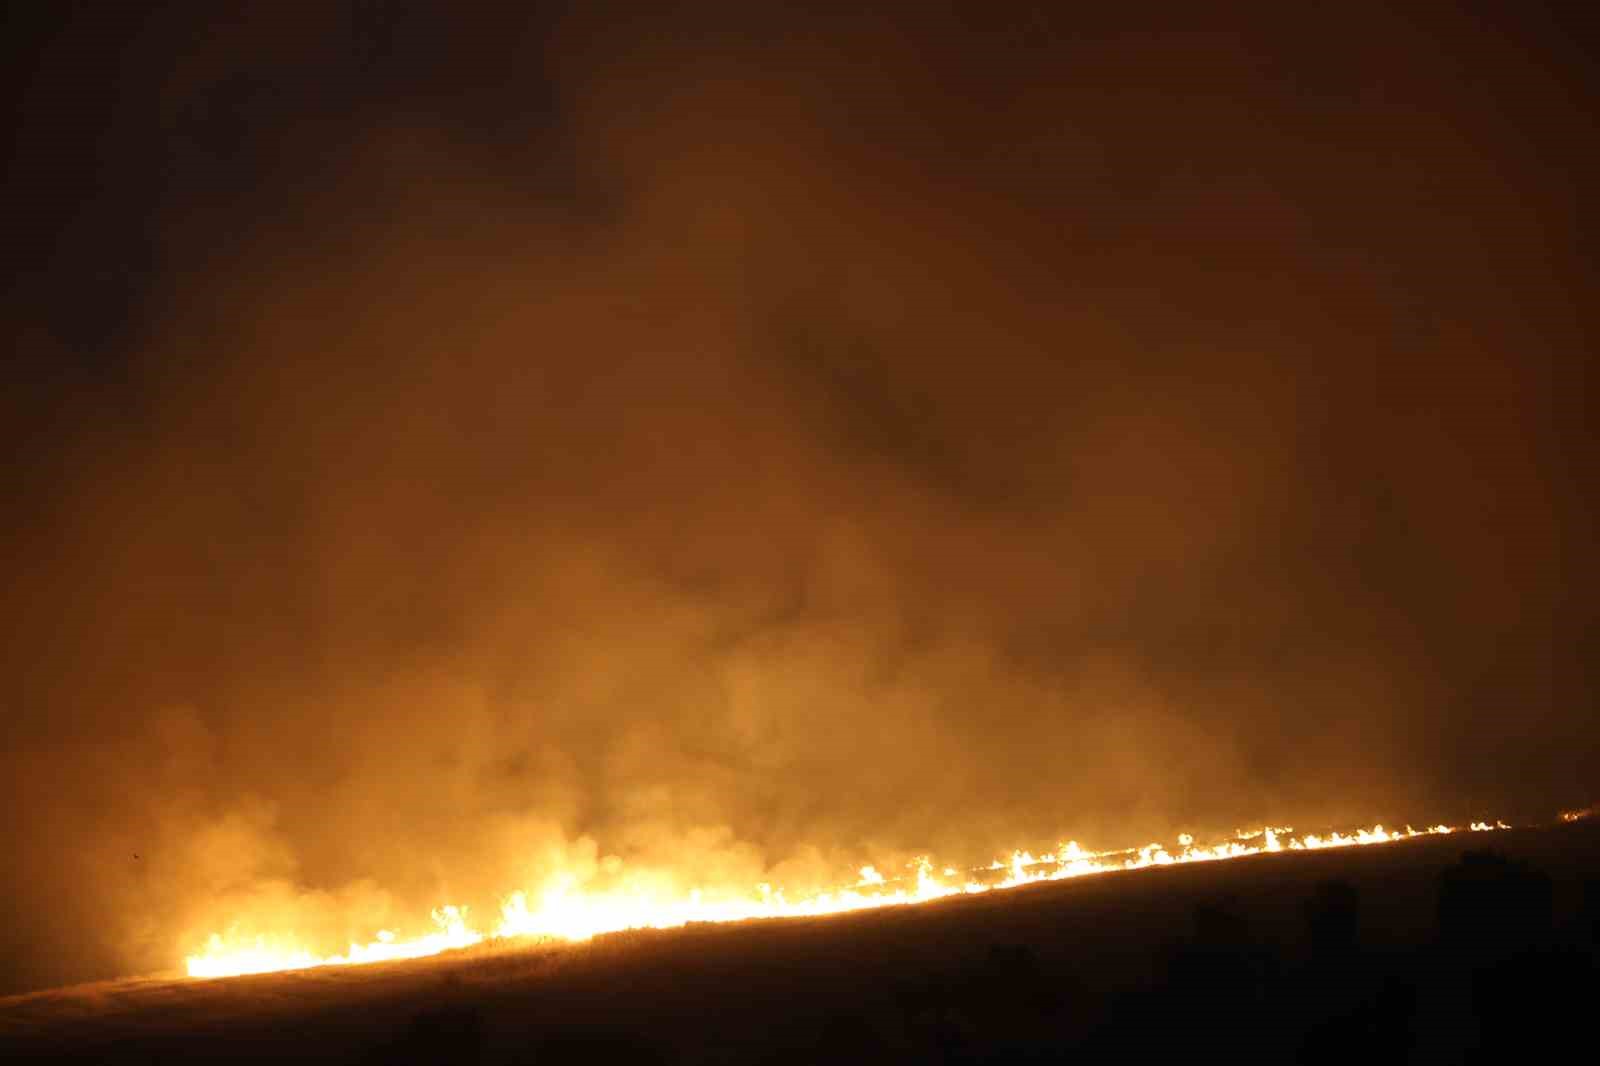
3, 818, 1594, 1064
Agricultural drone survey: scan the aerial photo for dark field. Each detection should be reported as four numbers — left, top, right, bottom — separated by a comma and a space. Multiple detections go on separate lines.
4, 821, 1596, 1064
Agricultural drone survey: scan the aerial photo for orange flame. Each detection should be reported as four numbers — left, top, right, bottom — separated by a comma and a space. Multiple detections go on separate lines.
182, 816, 1517, 980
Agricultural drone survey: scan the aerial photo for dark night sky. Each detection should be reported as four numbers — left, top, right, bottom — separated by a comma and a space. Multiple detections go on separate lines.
3, 2, 1596, 994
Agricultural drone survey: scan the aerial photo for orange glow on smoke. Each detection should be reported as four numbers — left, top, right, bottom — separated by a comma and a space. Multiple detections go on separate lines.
183, 817, 1514, 979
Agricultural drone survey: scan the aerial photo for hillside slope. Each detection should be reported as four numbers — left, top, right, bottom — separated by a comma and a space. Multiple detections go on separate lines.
3, 820, 1596, 1064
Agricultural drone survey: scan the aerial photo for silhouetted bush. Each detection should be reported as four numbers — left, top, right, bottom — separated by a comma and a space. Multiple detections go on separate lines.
1583, 878, 1600, 948
526, 1027, 668, 1065
1433, 851, 1579, 1063
362, 1002, 484, 1065
1134, 899, 1273, 1059
1437, 851, 1553, 960
809, 1011, 889, 1064
971, 943, 1056, 1016
1291, 878, 1378, 1063
1303, 879, 1360, 962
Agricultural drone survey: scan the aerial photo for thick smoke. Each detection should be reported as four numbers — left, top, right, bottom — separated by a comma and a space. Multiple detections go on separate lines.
3, 4, 1595, 993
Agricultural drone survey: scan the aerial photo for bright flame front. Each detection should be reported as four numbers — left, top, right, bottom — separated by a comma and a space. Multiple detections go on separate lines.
184, 906, 482, 978
184, 817, 1516, 980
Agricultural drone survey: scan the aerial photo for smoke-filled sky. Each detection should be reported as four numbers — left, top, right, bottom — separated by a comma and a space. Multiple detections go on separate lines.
3, 2, 1595, 994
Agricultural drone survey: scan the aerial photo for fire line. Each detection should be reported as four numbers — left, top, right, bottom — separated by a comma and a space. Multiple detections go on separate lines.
184, 817, 1514, 980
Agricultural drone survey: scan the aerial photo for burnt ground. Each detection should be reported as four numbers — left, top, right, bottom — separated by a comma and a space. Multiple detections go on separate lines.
2, 820, 1596, 1064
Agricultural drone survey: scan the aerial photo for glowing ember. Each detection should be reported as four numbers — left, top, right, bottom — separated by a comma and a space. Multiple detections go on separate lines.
185, 817, 1507, 980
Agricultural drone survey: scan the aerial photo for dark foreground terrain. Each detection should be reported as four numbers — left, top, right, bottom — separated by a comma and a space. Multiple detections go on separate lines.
3, 820, 1596, 1064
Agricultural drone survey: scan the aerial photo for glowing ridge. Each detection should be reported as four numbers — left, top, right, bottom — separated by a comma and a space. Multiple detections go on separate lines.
185, 818, 1507, 979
